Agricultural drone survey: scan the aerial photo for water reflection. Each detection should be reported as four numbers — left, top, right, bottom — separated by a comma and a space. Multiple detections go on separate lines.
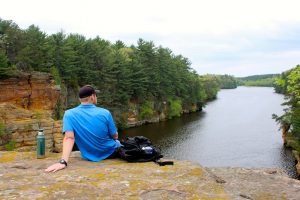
120, 87, 298, 178
120, 112, 204, 146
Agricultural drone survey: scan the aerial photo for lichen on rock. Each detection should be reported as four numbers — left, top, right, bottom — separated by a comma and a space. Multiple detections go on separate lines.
0, 151, 300, 199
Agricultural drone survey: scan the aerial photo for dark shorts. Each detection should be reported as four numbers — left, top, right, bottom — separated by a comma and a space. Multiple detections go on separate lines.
106, 148, 120, 159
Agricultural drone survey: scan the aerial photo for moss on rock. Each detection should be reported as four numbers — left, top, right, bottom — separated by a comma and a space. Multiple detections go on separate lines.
0, 151, 299, 199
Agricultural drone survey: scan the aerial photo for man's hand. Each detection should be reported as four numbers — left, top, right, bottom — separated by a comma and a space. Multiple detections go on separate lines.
45, 131, 74, 173
45, 163, 66, 173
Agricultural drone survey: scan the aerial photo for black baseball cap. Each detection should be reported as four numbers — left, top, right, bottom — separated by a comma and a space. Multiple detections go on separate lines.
78, 85, 99, 98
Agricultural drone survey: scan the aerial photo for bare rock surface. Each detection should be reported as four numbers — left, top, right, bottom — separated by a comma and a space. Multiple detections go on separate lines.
1, 151, 300, 199
207, 167, 300, 200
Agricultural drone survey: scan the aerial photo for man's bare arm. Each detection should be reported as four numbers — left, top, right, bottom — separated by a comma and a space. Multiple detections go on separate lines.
45, 131, 75, 172
61, 132, 75, 163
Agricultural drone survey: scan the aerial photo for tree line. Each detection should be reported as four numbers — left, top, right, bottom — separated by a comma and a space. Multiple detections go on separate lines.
0, 19, 237, 127
237, 74, 279, 87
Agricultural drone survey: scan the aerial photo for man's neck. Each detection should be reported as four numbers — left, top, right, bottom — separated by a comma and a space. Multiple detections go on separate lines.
80, 102, 94, 105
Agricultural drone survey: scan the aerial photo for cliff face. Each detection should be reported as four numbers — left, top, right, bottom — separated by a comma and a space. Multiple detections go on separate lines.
0, 72, 63, 152
0, 72, 60, 111
0, 151, 299, 199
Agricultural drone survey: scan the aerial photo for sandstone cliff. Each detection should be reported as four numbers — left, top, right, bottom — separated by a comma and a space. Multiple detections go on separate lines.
0, 72, 60, 111
0, 72, 63, 152
0, 151, 299, 199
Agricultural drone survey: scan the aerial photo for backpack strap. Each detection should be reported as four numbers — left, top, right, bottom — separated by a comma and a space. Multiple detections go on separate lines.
154, 159, 174, 166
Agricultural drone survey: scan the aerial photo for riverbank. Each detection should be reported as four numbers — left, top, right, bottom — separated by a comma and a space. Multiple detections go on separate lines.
1, 151, 300, 199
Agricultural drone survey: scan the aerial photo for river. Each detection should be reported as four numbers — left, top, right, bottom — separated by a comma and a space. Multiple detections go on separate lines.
119, 86, 298, 178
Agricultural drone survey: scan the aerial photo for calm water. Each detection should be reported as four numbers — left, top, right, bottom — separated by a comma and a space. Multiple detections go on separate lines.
120, 87, 298, 178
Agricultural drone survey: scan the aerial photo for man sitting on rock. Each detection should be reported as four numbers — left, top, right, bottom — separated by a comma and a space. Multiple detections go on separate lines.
45, 85, 121, 172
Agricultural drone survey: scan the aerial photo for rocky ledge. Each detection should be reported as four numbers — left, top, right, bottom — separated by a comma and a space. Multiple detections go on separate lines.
0, 151, 300, 200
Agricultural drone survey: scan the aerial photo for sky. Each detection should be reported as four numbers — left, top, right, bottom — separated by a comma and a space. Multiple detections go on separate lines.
1, 0, 300, 76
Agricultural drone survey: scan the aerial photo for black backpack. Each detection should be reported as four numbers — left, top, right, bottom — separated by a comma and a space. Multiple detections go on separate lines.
117, 136, 173, 166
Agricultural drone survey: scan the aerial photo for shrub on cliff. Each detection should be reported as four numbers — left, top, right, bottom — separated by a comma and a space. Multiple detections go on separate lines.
50, 66, 62, 85
4, 140, 16, 151
139, 101, 154, 120
168, 99, 182, 119
0, 121, 4, 136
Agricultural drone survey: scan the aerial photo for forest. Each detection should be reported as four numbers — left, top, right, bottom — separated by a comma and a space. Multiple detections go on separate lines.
0, 19, 238, 127
237, 74, 279, 87
273, 65, 300, 151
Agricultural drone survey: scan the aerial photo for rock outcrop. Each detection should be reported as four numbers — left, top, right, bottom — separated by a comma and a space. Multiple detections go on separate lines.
0, 72, 60, 111
294, 151, 300, 176
281, 130, 300, 176
0, 72, 62, 152
0, 151, 299, 199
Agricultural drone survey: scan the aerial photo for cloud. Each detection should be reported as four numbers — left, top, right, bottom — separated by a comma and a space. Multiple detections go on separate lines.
159, 23, 300, 76
1, 0, 300, 76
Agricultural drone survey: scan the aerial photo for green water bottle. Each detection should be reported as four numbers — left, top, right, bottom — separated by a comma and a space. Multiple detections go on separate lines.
37, 128, 45, 159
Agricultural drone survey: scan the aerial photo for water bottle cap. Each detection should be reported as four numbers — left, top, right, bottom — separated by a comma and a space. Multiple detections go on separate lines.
38, 129, 44, 135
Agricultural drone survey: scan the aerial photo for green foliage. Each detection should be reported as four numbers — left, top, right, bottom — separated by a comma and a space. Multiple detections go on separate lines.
139, 101, 154, 120
285, 134, 300, 152
5, 140, 16, 151
16, 25, 49, 72
116, 114, 128, 130
287, 65, 300, 101
199, 75, 220, 101
274, 77, 287, 94
0, 121, 5, 136
216, 74, 237, 89
0, 51, 18, 79
274, 65, 300, 144
0, 19, 23, 67
272, 112, 291, 130
50, 66, 61, 85
242, 78, 276, 87
34, 112, 42, 129
291, 107, 300, 137
168, 99, 182, 119
0, 19, 224, 125
53, 100, 64, 120
238, 74, 279, 81
237, 74, 279, 87
0, 50, 8, 68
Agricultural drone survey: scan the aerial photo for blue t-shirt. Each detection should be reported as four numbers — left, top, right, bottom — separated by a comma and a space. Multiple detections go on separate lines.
63, 104, 119, 161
